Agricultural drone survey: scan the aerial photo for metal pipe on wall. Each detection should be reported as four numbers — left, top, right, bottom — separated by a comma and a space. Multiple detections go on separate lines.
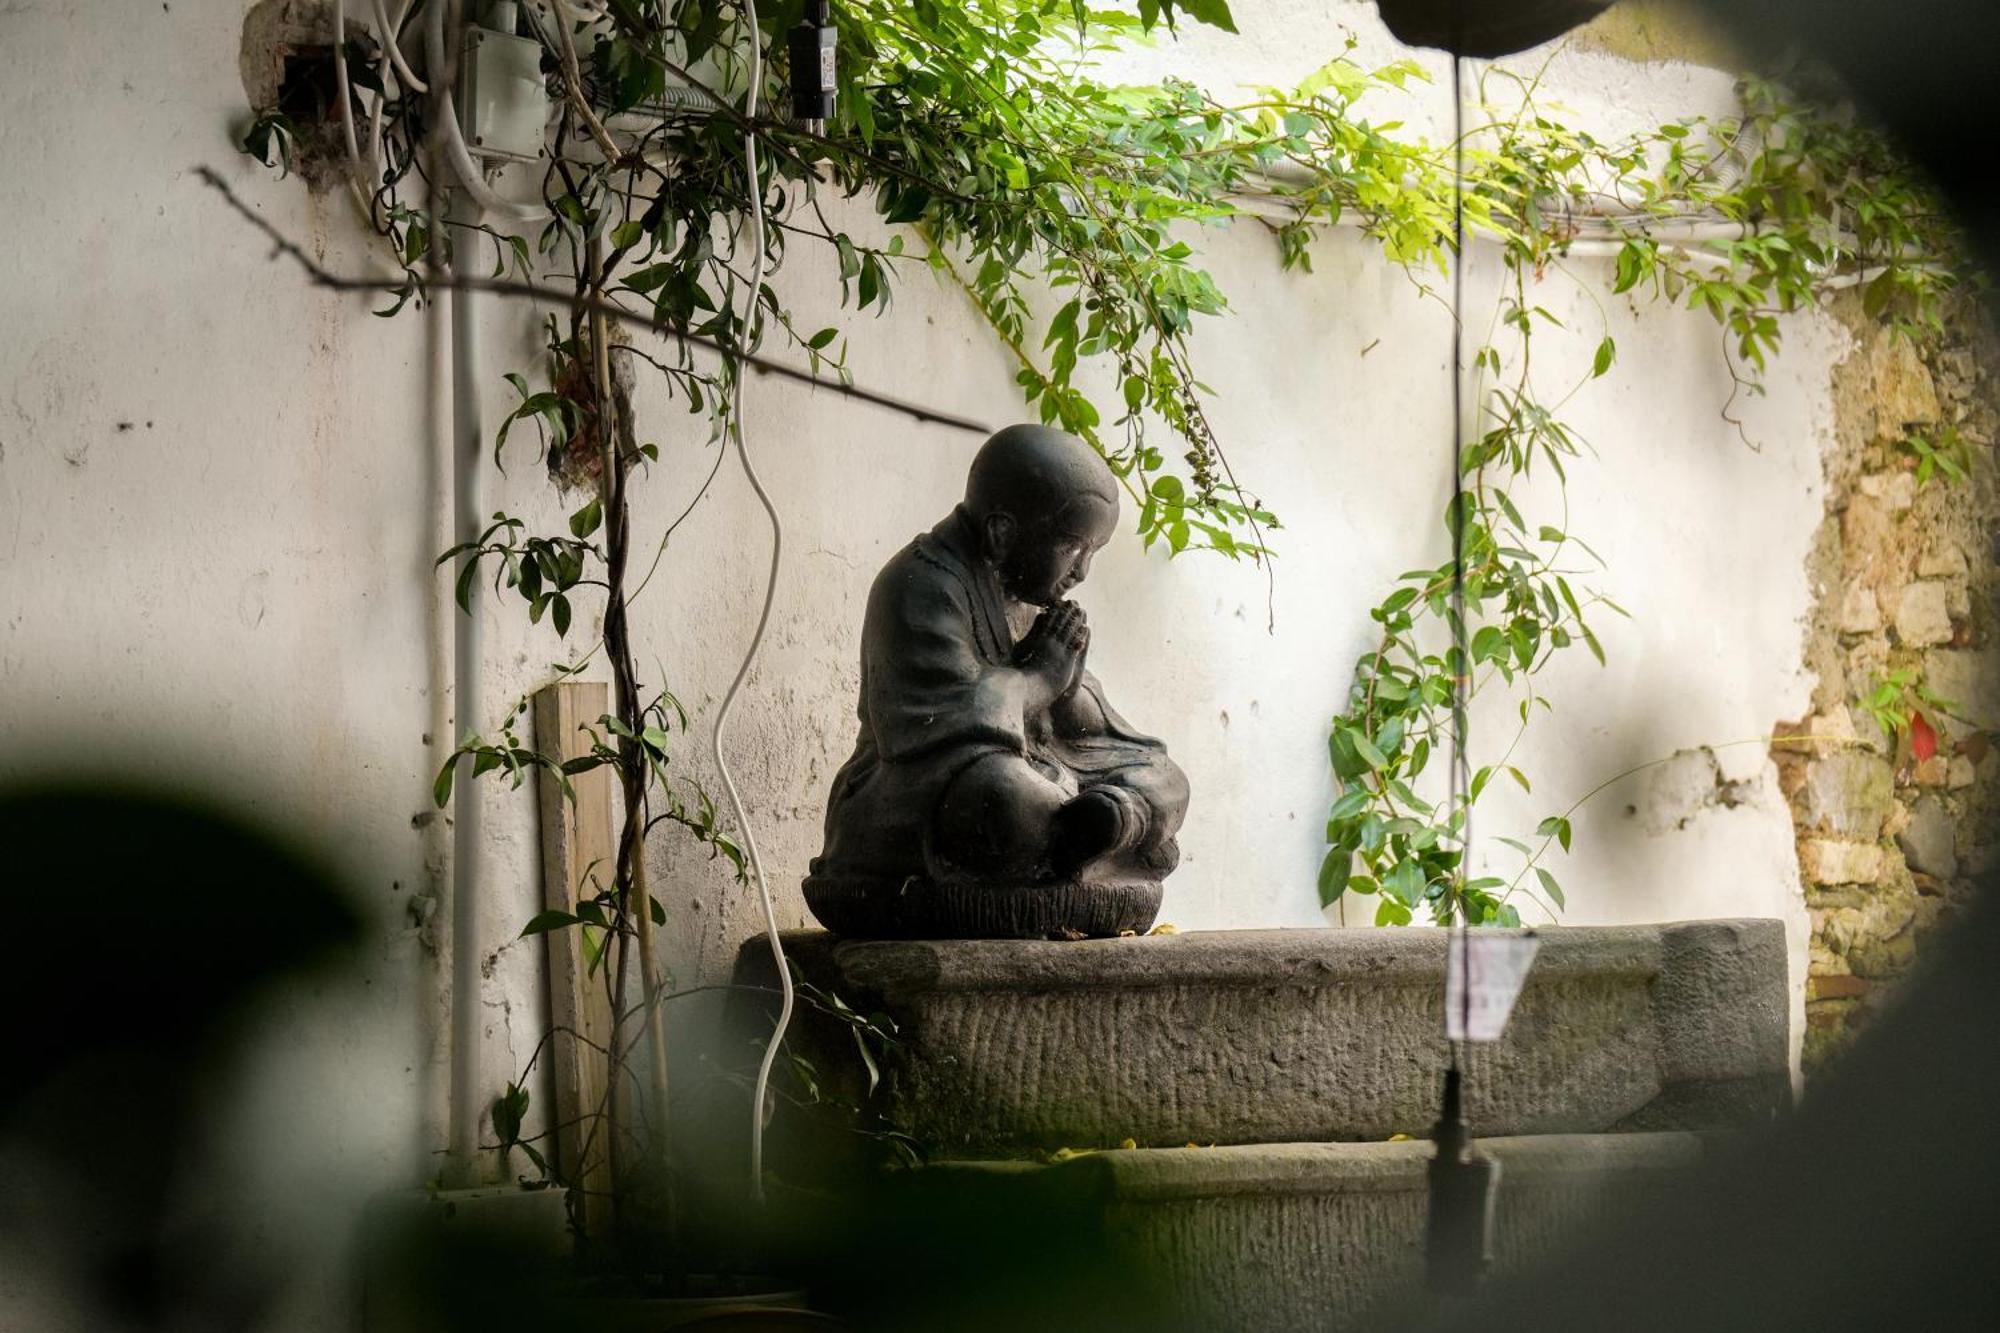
445, 180, 486, 1185
436, 0, 489, 1187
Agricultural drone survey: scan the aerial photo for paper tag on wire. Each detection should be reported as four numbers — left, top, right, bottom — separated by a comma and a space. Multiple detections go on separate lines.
1445, 930, 1540, 1042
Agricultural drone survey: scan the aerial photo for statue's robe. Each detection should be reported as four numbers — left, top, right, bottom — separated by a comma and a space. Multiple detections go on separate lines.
807, 508, 1181, 894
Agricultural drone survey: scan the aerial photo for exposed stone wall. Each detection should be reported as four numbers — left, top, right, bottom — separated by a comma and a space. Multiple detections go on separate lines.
1776, 294, 2000, 1069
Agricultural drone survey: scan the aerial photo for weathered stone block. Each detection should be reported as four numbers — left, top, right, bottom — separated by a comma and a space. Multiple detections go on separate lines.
1800, 751, 1894, 839
1925, 647, 2000, 723
1848, 928, 1917, 979
1808, 973, 1869, 1000
1857, 469, 1916, 511
1918, 542, 1968, 578
761, 921, 1789, 1154
1870, 328, 1941, 428
1883, 799, 1911, 838
1895, 581, 1955, 646
1836, 582, 1882, 633
1800, 838, 1883, 885
1898, 795, 1958, 878
922, 1134, 1706, 1333
1847, 703, 1892, 756
1846, 636, 1891, 694
1817, 889, 1918, 960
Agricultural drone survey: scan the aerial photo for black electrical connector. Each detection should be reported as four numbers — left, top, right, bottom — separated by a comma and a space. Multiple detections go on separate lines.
788, 0, 836, 126
1424, 1064, 1499, 1297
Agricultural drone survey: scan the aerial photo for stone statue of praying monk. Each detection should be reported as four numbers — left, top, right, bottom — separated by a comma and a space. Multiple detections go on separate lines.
803, 424, 1190, 939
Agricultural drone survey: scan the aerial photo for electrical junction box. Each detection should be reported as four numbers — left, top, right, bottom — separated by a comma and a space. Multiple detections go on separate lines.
461, 21, 548, 164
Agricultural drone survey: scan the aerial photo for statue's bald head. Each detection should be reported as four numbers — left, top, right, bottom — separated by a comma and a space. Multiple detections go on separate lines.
962, 425, 1121, 606
965, 424, 1119, 523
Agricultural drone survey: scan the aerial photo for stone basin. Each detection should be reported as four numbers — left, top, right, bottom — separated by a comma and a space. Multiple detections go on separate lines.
757, 920, 1788, 1155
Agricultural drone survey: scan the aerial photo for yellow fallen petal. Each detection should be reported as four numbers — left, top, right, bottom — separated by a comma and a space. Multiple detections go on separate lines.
1119, 1138, 1138, 1150
1149, 923, 1179, 936
1387, 1133, 1412, 1142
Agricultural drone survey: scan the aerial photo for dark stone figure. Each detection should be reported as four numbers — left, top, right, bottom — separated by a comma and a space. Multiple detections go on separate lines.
804, 425, 1189, 939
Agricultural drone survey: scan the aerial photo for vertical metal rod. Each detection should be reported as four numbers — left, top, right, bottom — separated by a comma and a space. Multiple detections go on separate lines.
1447, 47, 1472, 1048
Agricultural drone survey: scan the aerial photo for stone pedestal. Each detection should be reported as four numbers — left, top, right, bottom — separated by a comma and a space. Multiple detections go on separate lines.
922, 1133, 1705, 1333
735, 920, 1789, 1328
763, 920, 1788, 1155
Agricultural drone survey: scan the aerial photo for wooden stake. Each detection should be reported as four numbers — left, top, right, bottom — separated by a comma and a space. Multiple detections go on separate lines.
532, 680, 617, 1239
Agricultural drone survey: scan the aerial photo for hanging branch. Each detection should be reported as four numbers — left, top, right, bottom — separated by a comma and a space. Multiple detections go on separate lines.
196, 167, 994, 436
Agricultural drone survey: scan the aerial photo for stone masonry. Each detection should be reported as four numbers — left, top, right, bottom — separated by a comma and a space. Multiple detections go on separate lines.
1775, 295, 2000, 1069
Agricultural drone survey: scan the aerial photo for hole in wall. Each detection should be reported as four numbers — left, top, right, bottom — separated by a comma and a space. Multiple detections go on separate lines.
275, 45, 343, 129
239, 0, 373, 193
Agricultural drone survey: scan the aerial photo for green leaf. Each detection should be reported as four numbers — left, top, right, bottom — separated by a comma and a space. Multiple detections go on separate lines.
1173, 0, 1239, 33
1317, 848, 1351, 906
1592, 335, 1616, 377
1535, 867, 1566, 910
1328, 787, 1371, 821
623, 263, 675, 295
1863, 267, 1896, 320
569, 498, 603, 539
1536, 815, 1573, 852
492, 1082, 528, 1145
519, 909, 581, 937
1384, 858, 1424, 906
433, 758, 456, 808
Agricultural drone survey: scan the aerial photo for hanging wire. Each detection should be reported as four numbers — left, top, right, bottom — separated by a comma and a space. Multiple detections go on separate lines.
1446, 40, 1474, 1072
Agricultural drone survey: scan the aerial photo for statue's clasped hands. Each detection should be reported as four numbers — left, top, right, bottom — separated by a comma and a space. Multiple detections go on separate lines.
1016, 600, 1089, 699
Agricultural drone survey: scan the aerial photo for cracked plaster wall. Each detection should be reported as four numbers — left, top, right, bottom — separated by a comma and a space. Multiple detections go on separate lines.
0, 0, 1926, 1323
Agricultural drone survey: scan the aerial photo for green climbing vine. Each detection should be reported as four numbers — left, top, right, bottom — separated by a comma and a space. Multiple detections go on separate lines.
232, 9, 1980, 1196
1315, 73, 1971, 925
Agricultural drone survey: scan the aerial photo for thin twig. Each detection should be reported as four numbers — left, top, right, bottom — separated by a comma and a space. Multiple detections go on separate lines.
197, 166, 993, 436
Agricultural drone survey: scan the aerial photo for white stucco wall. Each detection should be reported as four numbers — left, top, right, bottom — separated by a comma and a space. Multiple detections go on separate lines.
0, 1, 1832, 1325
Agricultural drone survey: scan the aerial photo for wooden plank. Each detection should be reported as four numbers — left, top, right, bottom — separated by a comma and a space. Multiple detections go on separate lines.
532, 681, 616, 1239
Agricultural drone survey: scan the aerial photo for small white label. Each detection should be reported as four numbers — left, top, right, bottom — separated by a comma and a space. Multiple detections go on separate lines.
819, 36, 837, 94
1445, 930, 1540, 1042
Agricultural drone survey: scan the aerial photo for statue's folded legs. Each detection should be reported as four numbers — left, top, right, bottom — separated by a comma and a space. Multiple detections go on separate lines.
930, 746, 1187, 884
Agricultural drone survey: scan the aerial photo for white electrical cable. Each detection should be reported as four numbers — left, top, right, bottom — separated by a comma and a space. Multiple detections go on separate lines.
336, 0, 409, 228
333, 0, 365, 167
708, 0, 793, 1203
428, 0, 550, 223
376, 0, 430, 94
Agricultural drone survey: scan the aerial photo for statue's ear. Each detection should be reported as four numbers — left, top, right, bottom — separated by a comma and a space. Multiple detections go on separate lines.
982, 511, 1017, 562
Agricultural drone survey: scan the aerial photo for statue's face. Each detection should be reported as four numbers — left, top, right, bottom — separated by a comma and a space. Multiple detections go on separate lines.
993, 494, 1119, 606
